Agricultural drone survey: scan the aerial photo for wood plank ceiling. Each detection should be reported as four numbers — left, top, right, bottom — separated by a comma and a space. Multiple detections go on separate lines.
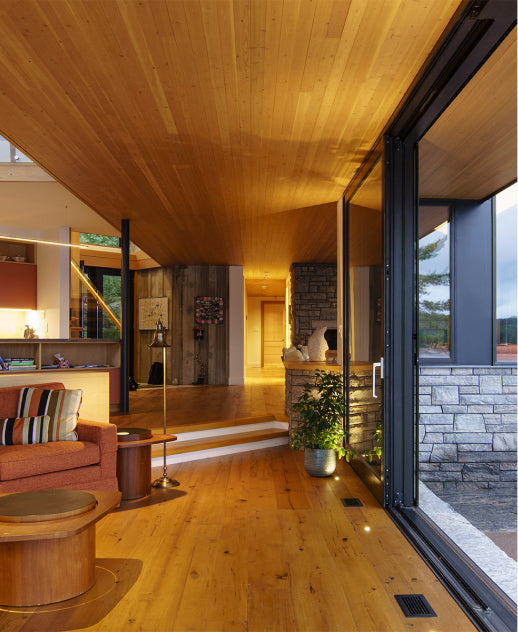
0, 0, 463, 281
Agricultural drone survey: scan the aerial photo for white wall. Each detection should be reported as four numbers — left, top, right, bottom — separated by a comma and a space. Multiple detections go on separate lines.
228, 266, 245, 385
37, 226, 70, 338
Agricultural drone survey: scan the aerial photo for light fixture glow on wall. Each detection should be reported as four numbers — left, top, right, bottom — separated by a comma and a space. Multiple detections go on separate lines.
0, 235, 93, 249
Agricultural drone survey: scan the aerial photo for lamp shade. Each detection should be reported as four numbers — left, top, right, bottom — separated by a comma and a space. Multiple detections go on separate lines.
148, 317, 170, 348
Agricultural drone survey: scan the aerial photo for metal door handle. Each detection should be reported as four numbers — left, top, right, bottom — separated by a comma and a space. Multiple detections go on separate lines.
373, 357, 384, 398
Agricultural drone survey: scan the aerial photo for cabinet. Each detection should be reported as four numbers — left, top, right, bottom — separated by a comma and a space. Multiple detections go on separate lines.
0, 262, 37, 309
0, 339, 121, 408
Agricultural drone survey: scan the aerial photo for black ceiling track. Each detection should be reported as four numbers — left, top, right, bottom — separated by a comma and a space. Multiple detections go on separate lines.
395, 594, 437, 618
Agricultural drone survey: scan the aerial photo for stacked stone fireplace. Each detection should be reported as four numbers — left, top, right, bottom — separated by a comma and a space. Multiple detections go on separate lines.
289, 263, 337, 347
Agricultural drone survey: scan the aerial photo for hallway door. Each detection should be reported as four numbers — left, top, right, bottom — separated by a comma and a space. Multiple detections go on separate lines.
262, 302, 285, 366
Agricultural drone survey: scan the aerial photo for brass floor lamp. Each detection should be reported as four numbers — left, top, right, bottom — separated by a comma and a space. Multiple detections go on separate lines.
149, 318, 179, 488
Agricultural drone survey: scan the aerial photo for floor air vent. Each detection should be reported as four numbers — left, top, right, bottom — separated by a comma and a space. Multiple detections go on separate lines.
395, 594, 437, 618
341, 498, 363, 507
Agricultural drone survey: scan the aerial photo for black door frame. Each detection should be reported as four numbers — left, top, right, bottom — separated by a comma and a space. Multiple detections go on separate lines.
347, 1, 516, 630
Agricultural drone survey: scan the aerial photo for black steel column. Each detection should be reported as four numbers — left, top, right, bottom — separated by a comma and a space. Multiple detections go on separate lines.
120, 219, 130, 413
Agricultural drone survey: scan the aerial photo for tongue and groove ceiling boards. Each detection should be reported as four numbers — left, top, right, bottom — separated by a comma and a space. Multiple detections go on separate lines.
0, 0, 464, 280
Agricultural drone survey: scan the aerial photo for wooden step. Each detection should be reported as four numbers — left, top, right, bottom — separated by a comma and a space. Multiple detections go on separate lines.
152, 414, 278, 436
151, 427, 289, 457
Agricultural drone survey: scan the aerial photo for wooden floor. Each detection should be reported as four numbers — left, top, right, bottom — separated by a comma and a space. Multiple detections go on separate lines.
0, 367, 478, 631
113, 366, 287, 431
0, 446, 476, 631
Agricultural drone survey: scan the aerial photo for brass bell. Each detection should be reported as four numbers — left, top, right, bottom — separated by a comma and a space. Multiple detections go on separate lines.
149, 317, 170, 348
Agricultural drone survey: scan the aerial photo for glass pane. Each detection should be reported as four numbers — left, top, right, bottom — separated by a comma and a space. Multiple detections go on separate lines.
80, 233, 120, 247
418, 206, 451, 359
347, 158, 384, 481
417, 38, 517, 604
0, 138, 11, 162
495, 184, 517, 362
12, 148, 32, 162
101, 274, 121, 339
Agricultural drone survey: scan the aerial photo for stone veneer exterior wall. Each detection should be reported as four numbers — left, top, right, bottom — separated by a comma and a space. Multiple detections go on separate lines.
289, 263, 337, 347
419, 366, 517, 493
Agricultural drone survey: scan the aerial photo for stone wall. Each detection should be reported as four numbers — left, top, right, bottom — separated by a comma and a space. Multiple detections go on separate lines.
284, 364, 381, 455
419, 366, 517, 493
289, 263, 337, 347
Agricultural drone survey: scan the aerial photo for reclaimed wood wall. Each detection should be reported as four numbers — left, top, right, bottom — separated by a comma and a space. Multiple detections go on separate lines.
135, 266, 228, 385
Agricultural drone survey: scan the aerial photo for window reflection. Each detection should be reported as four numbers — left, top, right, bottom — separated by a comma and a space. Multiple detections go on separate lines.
495, 183, 517, 363
418, 205, 451, 359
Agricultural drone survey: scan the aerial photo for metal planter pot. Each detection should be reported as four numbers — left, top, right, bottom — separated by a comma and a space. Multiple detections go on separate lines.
304, 448, 337, 477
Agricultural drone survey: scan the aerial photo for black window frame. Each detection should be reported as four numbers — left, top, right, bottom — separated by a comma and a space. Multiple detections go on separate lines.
380, 2, 517, 630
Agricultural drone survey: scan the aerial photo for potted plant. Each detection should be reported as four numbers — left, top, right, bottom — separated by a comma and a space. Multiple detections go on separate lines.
291, 369, 354, 477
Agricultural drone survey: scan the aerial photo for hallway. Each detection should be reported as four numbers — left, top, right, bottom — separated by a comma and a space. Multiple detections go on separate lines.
116, 366, 287, 432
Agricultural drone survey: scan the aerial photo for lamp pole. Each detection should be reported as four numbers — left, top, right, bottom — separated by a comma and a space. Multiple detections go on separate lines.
149, 318, 179, 488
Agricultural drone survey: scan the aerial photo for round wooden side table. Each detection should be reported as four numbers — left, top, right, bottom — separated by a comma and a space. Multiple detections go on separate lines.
116, 428, 177, 500
0, 488, 121, 606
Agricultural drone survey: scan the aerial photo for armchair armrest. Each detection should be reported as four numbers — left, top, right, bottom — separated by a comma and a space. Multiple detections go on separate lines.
76, 420, 118, 482
77, 419, 117, 454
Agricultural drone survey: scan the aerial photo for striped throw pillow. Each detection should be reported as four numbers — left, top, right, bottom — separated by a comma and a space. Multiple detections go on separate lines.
1, 416, 51, 445
17, 388, 82, 441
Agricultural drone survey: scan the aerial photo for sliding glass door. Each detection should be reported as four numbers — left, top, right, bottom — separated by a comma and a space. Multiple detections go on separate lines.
346, 157, 384, 498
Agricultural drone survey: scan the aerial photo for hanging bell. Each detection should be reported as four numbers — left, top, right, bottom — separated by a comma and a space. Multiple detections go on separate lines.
149, 317, 170, 347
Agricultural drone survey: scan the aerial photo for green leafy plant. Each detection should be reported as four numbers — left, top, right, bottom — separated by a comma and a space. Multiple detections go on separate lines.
291, 369, 354, 461
361, 419, 383, 462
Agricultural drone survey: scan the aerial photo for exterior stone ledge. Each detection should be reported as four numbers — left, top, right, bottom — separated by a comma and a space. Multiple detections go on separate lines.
419, 367, 452, 375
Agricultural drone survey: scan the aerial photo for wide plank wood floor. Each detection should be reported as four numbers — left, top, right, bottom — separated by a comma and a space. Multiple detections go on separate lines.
113, 366, 287, 431
0, 446, 476, 632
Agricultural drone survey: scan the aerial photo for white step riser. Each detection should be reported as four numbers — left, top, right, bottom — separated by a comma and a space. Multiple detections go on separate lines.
172, 420, 288, 442
152, 436, 290, 465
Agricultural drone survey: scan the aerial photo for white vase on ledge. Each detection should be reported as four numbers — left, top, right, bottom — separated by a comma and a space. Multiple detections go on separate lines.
307, 326, 328, 361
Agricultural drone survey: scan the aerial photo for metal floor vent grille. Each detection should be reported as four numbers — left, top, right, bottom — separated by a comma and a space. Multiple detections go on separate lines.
341, 498, 363, 507
395, 594, 437, 618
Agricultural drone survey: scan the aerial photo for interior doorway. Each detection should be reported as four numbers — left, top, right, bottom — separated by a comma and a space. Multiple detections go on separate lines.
261, 302, 285, 366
